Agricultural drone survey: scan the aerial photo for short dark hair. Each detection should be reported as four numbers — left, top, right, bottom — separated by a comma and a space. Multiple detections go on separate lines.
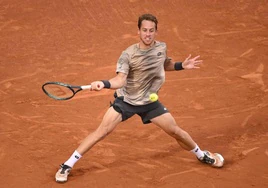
138, 14, 158, 30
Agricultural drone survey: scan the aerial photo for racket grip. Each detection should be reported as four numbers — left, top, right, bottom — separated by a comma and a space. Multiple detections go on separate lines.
81, 85, 92, 90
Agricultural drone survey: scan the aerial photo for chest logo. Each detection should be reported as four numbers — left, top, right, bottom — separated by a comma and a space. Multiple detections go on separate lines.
157, 52, 162, 56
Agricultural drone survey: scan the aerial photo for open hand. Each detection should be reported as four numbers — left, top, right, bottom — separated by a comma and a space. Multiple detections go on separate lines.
182, 55, 203, 69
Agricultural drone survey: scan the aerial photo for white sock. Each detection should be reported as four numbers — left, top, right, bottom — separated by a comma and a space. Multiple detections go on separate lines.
64, 150, 82, 168
191, 145, 204, 159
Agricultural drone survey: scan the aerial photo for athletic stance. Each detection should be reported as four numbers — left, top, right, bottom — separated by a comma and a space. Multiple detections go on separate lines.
55, 14, 224, 183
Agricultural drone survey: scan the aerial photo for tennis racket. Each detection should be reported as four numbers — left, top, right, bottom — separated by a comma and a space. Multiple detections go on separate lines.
42, 81, 92, 100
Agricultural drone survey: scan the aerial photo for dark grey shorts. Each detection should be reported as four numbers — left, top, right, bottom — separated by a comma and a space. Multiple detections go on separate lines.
111, 96, 169, 124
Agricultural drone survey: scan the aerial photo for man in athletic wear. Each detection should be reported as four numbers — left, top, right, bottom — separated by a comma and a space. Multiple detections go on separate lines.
55, 13, 224, 183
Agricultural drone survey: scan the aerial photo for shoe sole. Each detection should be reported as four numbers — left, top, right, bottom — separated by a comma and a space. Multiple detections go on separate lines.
213, 153, 224, 168
56, 179, 67, 183
55, 173, 68, 183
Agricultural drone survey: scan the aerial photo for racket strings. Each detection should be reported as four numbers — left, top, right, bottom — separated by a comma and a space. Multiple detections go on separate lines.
43, 84, 74, 100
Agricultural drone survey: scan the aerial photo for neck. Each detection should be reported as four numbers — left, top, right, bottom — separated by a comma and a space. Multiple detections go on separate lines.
138, 41, 155, 49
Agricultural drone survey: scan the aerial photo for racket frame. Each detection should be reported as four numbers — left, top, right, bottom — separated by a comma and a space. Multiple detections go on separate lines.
42, 81, 91, 100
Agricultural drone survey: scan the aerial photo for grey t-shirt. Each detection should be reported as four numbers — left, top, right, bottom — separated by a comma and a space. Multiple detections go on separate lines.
116, 41, 171, 105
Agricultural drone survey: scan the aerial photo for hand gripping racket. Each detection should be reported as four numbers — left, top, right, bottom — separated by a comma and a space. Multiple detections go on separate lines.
42, 82, 92, 100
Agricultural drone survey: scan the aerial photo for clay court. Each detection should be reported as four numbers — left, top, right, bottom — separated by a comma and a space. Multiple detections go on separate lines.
1, 0, 267, 187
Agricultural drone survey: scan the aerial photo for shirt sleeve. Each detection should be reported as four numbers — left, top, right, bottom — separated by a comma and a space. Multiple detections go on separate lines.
116, 51, 130, 75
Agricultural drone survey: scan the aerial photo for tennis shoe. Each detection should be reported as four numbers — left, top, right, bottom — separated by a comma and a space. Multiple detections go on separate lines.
55, 164, 72, 183
198, 150, 224, 168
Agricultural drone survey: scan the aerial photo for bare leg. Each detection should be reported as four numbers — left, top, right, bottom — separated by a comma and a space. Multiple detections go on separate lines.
151, 113, 224, 168
77, 107, 122, 155
55, 107, 122, 182
151, 113, 196, 151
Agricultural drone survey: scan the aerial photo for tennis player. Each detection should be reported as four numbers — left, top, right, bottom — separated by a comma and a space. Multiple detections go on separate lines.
55, 13, 224, 183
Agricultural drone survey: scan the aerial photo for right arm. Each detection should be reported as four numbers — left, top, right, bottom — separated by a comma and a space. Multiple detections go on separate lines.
91, 72, 127, 91
91, 50, 129, 91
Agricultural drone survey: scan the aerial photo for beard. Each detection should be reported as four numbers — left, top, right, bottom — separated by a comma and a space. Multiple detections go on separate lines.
140, 37, 154, 47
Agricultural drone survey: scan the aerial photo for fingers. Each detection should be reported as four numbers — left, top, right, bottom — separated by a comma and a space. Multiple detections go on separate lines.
194, 60, 203, 64
91, 81, 104, 91
185, 55, 202, 62
185, 54, 191, 61
190, 55, 203, 67
192, 55, 201, 61
193, 60, 202, 68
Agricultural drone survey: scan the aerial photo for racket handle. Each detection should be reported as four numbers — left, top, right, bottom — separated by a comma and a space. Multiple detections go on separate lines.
81, 85, 92, 90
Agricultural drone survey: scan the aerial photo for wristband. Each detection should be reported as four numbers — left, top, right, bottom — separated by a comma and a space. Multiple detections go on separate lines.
101, 80, 111, 88
174, 62, 184, 70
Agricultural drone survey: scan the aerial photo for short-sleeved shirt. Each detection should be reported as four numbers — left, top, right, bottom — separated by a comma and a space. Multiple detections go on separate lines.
116, 41, 171, 105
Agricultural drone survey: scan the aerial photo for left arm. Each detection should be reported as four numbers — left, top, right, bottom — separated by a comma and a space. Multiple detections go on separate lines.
164, 54, 203, 71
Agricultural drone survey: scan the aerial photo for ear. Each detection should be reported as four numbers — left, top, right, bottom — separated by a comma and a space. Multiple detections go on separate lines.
137, 29, 140, 35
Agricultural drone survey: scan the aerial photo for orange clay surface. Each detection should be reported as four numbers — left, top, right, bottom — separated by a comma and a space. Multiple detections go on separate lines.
0, 1, 267, 188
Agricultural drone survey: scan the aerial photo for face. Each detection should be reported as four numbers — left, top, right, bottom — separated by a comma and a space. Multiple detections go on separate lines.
138, 20, 157, 49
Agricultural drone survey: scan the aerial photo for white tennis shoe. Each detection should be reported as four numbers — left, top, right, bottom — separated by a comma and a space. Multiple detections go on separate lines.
198, 150, 224, 168
55, 164, 72, 183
